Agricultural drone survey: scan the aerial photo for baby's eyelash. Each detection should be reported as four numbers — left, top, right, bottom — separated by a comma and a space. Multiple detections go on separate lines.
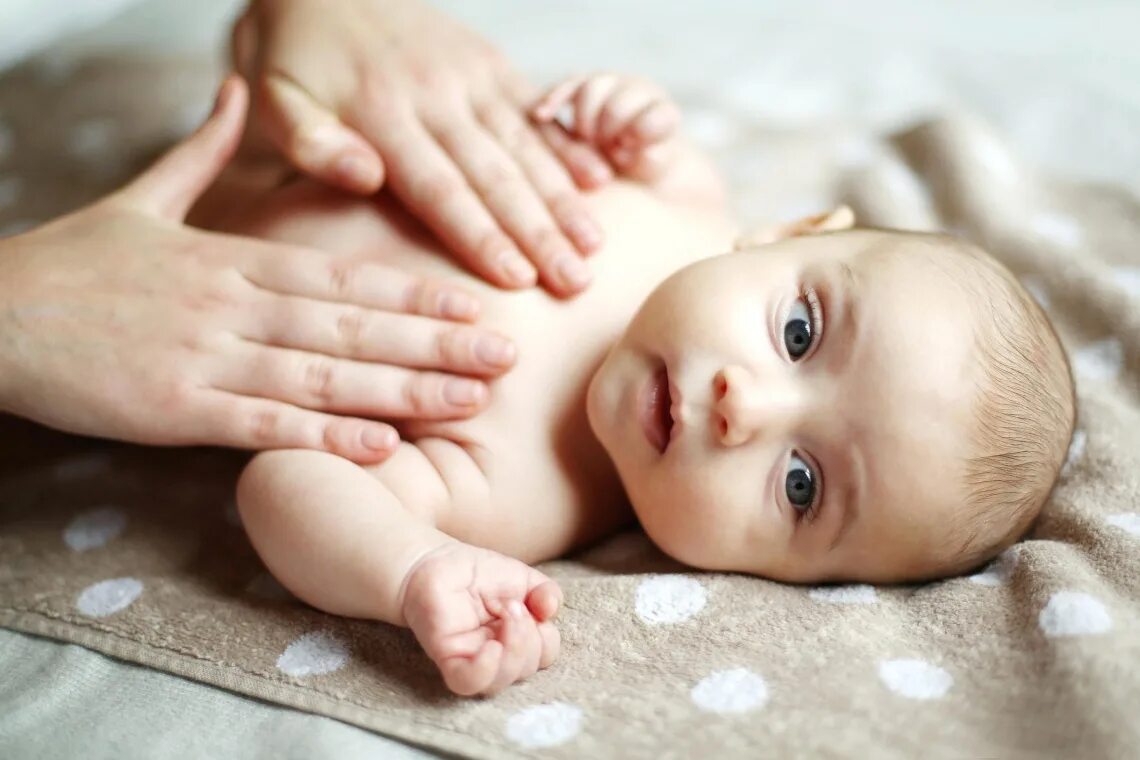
803, 287, 824, 342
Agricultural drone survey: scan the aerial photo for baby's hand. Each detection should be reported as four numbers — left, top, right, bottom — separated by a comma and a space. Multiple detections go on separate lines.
531, 74, 681, 181
400, 542, 562, 697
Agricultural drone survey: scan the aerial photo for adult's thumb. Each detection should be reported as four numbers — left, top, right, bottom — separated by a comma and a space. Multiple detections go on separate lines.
119, 74, 249, 220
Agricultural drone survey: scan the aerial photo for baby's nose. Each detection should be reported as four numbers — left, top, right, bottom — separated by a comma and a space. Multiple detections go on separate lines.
712, 365, 798, 447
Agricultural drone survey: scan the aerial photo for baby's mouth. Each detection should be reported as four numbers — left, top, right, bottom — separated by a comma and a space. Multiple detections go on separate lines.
640, 365, 674, 454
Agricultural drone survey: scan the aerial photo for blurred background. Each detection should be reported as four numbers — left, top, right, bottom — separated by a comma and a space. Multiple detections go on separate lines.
0, 0, 1137, 234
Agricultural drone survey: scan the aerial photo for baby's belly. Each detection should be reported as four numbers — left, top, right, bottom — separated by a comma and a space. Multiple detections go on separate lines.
227, 180, 636, 558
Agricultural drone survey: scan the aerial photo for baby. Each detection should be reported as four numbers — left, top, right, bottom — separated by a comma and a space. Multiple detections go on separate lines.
209, 73, 1075, 696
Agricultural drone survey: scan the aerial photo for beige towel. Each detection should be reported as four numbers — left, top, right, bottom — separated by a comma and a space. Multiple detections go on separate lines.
1, 56, 1137, 759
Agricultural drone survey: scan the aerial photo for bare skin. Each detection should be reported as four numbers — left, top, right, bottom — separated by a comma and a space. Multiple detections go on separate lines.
233, 73, 988, 696
232, 0, 613, 294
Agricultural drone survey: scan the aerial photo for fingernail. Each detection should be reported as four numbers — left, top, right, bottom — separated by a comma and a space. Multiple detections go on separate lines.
362, 426, 397, 451
498, 252, 537, 287
508, 600, 526, 618
557, 255, 592, 290
566, 215, 603, 252
439, 292, 478, 321
476, 335, 516, 367
335, 155, 379, 189
444, 378, 486, 406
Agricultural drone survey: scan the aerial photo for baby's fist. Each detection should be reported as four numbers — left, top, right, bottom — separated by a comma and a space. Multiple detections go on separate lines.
400, 542, 562, 696
531, 74, 680, 177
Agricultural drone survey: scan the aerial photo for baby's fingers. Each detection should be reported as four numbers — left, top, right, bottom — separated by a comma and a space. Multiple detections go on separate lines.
525, 580, 563, 622
626, 98, 681, 145
537, 621, 561, 670
596, 82, 661, 148
440, 639, 502, 697
531, 76, 587, 122
483, 602, 540, 695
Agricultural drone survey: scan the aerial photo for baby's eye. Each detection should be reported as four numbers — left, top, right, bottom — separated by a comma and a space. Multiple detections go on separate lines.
785, 453, 816, 511
783, 298, 813, 360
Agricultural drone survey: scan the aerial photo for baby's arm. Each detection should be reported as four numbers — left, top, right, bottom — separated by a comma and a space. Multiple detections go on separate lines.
237, 445, 561, 696
531, 73, 726, 211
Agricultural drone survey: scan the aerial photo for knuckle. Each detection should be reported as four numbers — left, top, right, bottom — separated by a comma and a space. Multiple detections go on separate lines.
326, 261, 357, 300
546, 193, 581, 223
475, 230, 512, 267
434, 327, 469, 367
527, 227, 567, 264
302, 357, 337, 403
335, 308, 368, 353
403, 276, 431, 314
248, 407, 281, 444
403, 375, 441, 416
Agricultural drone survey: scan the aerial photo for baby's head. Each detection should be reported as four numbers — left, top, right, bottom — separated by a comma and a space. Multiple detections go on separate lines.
587, 211, 1074, 583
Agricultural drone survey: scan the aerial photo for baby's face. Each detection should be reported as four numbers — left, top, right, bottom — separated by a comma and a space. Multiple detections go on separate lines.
587, 231, 983, 583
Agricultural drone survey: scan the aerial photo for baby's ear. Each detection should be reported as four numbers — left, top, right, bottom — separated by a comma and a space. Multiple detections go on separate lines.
733, 206, 855, 250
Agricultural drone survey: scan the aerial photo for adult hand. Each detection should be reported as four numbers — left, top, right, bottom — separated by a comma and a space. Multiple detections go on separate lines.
232, 0, 611, 296
0, 77, 515, 464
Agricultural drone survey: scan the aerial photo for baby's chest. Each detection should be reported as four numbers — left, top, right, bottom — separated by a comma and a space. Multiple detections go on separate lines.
405, 370, 632, 563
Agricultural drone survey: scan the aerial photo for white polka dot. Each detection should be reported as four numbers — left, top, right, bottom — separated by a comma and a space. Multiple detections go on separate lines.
1061, 429, 1087, 477
1031, 212, 1083, 248
1073, 339, 1124, 382
505, 702, 583, 749
1106, 513, 1140, 537
63, 507, 127, 551
1020, 275, 1050, 309
968, 546, 1019, 586
1113, 267, 1140, 299
246, 572, 293, 601
878, 659, 953, 700
634, 575, 708, 624
0, 120, 11, 161
691, 668, 769, 713
1039, 591, 1112, 637
0, 175, 21, 210
76, 577, 144, 617
809, 584, 877, 603
276, 631, 350, 677
685, 110, 736, 148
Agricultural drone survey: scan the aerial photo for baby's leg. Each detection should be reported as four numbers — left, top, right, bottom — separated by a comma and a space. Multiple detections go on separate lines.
237, 448, 451, 624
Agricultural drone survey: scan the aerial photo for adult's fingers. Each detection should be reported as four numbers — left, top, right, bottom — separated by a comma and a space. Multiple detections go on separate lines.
476, 100, 604, 256
239, 245, 481, 322
534, 121, 614, 190
190, 389, 399, 464
211, 341, 490, 420
244, 296, 516, 377
256, 73, 384, 194
371, 115, 539, 289
430, 116, 591, 295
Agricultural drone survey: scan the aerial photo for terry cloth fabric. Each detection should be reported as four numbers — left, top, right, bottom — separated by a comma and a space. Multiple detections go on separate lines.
1, 56, 1138, 759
